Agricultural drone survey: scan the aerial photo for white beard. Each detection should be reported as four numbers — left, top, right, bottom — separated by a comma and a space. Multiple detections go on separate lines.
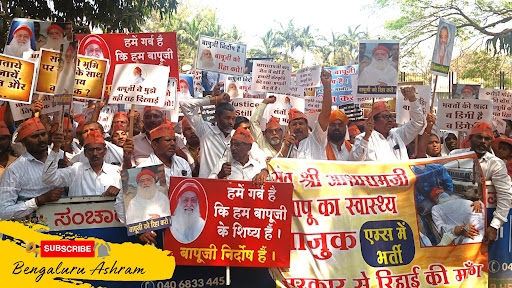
136, 184, 157, 199
6, 40, 31, 58
372, 58, 388, 70
173, 200, 202, 241
227, 88, 239, 98
44, 37, 64, 51
439, 44, 447, 56
201, 57, 214, 68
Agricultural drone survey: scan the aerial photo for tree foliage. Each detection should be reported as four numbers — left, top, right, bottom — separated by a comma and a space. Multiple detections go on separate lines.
373, 0, 512, 55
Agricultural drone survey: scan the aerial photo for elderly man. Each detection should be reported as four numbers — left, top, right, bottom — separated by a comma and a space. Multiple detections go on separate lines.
125, 106, 165, 166
250, 96, 284, 158
210, 127, 269, 185
449, 122, 512, 244
125, 169, 171, 225
326, 110, 352, 160
179, 93, 237, 178
177, 118, 200, 176
42, 24, 66, 51
358, 45, 398, 86
0, 121, 16, 180
199, 48, 214, 69
433, 26, 452, 66
83, 36, 105, 59
71, 121, 124, 166
42, 130, 121, 197
133, 67, 144, 84
350, 87, 424, 161
4, 24, 33, 58
281, 69, 333, 159
170, 182, 206, 244
460, 85, 476, 99
0, 118, 65, 220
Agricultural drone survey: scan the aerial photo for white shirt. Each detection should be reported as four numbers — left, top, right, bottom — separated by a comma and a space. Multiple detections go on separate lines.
71, 141, 124, 166
133, 133, 154, 166
180, 98, 231, 178
0, 151, 58, 220
290, 120, 328, 160
125, 191, 170, 224
358, 62, 398, 86
350, 100, 424, 161
327, 141, 351, 161
250, 103, 280, 158
138, 153, 192, 186
42, 150, 121, 197
450, 148, 512, 229
209, 155, 266, 180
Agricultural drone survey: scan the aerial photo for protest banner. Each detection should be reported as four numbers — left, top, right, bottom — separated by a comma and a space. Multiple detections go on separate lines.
9, 93, 61, 121
225, 75, 252, 99
121, 165, 172, 236
177, 74, 194, 103
96, 104, 119, 133
262, 94, 305, 126
196, 35, 247, 76
479, 88, 512, 134
22, 51, 40, 62
431, 18, 456, 77
232, 97, 263, 119
296, 65, 321, 88
191, 69, 203, 97
163, 78, 177, 110
268, 154, 487, 287
316, 65, 358, 106
108, 63, 169, 107
357, 41, 399, 99
53, 42, 77, 106
74, 55, 109, 101
164, 177, 293, 267
76, 32, 179, 94
437, 99, 493, 131
251, 61, 292, 94
304, 96, 323, 114
0, 54, 36, 104
396, 85, 431, 125
285, 85, 304, 99
35, 49, 60, 95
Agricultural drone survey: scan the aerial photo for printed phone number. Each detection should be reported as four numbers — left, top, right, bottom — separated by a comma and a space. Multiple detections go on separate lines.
154, 277, 226, 288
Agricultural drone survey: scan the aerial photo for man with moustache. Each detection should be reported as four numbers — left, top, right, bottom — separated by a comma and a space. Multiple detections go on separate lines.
0, 118, 65, 220
199, 48, 215, 69
132, 67, 145, 84
71, 121, 124, 166
42, 130, 121, 197
449, 122, 512, 245
83, 36, 106, 59
42, 24, 66, 51
170, 182, 205, 244
178, 118, 201, 176
226, 82, 239, 98
350, 87, 424, 161
325, 110, 352, 160
180, 93, 237, 178
125, 106, 165, 166
358, 45, 398, 86
250, 95, 284, 158
281, 69, 333, 159
4, 24, 34, 58
110, 123, 128, 148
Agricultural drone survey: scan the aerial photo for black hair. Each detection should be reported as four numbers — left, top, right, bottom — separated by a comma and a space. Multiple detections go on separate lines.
82, 120, 104, 134
234, 116, 249, 130
215, 102, 235, 117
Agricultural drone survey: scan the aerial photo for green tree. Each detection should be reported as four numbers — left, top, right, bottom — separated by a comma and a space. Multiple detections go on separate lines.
295, 25, 318, 68
274, 19, 300, 63
452, 50, 511, 87
248, 30, 281, 59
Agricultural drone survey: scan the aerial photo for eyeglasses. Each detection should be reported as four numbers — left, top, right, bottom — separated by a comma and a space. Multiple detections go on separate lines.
378, 114, 395, 120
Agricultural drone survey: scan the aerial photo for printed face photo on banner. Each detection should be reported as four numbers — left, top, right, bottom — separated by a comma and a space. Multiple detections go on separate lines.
4, 19, 36, 59
452, 84, 480, 100
411, 156, 484, 247
122, 165, 171, 226
54, 42, 77, 97
78, 34, 110, 60
178, 74, 194, 99
432, 19, 456, 67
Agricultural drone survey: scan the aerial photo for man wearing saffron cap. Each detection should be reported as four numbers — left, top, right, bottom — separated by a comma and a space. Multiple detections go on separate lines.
125, 168, 171, 225
0, 118, 65, 220
348, 125, 361, 145
42, 23, 66, 51
281, 69, 333, 159
210, 127, 269, 186
71, 121, 124, 166
250, 96, 285, 158
0, 121, 16, 180
4, 23, 34, 58
460, 85, 476, 99
326, 109, 351, 160
170, 182, 206, 244
110, 122, 127, 148
449, 122, 512, 244
350, 87, 424, 161
358, 45, 398, 87
42, 130, 121, 197
125, 106, 165, 166
81, 35, 106, 59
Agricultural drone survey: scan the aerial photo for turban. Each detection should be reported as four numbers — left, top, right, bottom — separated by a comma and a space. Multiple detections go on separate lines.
143, 106, 163, 116
461, 85, 474, 93
17, 118, 46, 142
136, 169, 156, 183
265, 117, 281, 130
14, 24, 33, 38
288, 108, 307, 122
372, 45, 390, 56
348, 125, 361, 136
50, 118, 73, 134
83, 130, 105, 146
232, 126, 254, 145
0, 121, 10, 136
47, 24, 64, 35
150, 123, 175, 141
329, 110, 349, 125
370, 102, 389, 118
113, 111, 129, 122
111, 122, 126, 133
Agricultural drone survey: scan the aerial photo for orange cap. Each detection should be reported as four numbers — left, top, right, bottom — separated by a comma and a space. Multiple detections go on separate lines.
143, 106, 163, 116
181, 117, 191, 129
265, 117, 281, 130
461, 85, 474, 93
136, 169, 156, 183
17, 118, 46, 142
288, 108, 307, 122
150, 123, 175, 141
0, 121, 10, 136
114, 111, 129, 122
329, 110, 349, 125
111, 122, 126, 133
47, 24, 64, 35
76, 120, 86, 133
370, 102, 389, 118
232, 126, 254, 145
14, 24, 33, 38
348, 125, 361, 136
83, 130, 105, 146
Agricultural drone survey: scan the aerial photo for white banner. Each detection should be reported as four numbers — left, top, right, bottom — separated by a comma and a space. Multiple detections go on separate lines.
251, 61, 292, 94
437, 99, 493, 131
195, 35, 247, 76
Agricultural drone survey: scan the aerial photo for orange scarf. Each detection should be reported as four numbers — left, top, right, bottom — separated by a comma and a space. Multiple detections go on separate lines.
326, 140, 352, 160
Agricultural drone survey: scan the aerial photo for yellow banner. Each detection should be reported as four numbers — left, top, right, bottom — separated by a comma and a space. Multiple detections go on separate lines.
74, 56, 108, 100
269, 152, 487, 287
0, 54, 35, 103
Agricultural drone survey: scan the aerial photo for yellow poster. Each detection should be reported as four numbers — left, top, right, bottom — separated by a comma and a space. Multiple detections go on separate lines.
0, 54, 36, 103
74, 56, 108, 100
